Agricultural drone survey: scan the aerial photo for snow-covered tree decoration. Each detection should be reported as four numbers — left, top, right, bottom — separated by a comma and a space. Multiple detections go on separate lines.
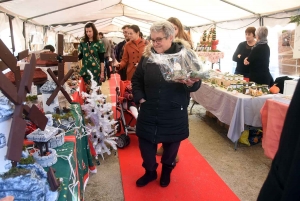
81, 71, 118, 160
212, 28, 216, 41
202, 30, 207, 42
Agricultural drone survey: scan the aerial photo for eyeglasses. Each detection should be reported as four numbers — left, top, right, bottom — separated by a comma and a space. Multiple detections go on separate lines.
150, 37, 167, 44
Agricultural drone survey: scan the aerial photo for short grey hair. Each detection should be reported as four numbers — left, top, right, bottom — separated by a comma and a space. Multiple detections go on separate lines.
150, 21, 175, 39
256, 26, 268, 40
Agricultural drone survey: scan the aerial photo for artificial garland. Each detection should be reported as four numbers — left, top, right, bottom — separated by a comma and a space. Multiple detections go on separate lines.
289, 15, 300, 26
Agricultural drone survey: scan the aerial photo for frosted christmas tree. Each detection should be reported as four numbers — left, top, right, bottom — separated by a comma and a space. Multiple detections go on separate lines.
211, 27, 219, 50
202, 30, 207, 42
81, 71, 118, 160
212, 28, 216, 41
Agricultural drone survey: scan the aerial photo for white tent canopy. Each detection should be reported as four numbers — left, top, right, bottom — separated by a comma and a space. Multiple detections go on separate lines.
1, 0, 299, 37
0, 0, 299, 76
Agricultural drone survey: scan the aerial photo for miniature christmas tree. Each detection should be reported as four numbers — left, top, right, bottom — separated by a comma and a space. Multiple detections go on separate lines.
212, 28, 216, 41
202, 30, 207, 42
211, 27, 219, 50
208, 28, 213, 42
81, 71, 118, 160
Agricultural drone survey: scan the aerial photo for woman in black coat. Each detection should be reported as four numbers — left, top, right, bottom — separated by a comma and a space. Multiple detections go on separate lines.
232, 27, 256, 78
244, 26, 274, 86
131, 21, 201, 188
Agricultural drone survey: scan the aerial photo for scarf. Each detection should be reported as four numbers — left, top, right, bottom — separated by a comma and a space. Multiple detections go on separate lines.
253, 38, 268, 48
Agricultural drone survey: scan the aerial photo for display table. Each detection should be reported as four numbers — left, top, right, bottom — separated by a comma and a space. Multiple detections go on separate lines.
24, 135, 80, 201
23, 103, 95, 200
45, 139, 79, 201
196, 51, 224, 69
190, 83, 274, 144
260, 98, 290, 159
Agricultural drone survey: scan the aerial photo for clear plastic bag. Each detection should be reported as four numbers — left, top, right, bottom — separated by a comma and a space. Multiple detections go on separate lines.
146, 48, 215, 82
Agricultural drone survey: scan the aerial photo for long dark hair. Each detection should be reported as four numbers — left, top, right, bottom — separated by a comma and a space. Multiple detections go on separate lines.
83, 23, 98, 42
167, 17, 193, 48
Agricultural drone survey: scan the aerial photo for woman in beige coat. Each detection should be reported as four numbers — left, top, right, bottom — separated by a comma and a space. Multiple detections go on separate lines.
116, 25, 146, 81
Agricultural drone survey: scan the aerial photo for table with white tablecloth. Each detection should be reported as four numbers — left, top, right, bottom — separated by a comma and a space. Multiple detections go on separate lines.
190, 83, 274, 143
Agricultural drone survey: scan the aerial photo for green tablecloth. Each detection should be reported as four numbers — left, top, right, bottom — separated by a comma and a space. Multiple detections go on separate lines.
46, 103, 95, 201
45, 141, 79, 201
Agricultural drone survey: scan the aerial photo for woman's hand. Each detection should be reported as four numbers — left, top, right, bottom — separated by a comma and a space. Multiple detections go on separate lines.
237, 54, 241, 58
114, 61, 120, 69
176, 78, 200, 87
244, 57, 249, 65
139, 98, 146, 104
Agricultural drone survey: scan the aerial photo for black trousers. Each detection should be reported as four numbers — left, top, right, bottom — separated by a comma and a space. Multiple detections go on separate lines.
104, 57, 111, 79
138, 137, 181, 171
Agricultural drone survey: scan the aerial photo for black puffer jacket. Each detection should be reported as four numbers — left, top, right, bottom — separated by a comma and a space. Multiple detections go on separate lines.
132, 40, 201, 143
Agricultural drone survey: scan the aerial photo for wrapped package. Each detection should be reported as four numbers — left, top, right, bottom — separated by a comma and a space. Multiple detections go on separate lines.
146, 48, 215, 82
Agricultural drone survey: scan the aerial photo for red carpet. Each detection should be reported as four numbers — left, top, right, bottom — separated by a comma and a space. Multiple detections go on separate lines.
109, 74, 240, 201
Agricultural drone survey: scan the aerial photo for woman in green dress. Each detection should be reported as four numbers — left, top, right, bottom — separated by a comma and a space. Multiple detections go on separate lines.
78, 23, 105, 86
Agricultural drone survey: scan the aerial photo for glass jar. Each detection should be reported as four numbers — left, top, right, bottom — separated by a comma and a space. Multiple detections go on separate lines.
243, 86, 250, 95
261, 84, 269, 94
236, 83, 243, 89
248, 82, 255, 86
250, 86, 257, 96
230, 83, 237, 89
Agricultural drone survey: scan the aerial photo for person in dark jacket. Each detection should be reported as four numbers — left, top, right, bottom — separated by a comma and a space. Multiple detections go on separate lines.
244, 26, 274, 86
131, 21, 201, 188
257, 79, 300, 201
232, 27, 256, 78
115, 25, 130, 80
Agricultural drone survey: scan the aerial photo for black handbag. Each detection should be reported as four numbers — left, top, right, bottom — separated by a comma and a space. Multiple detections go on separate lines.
118, 66, 127, 81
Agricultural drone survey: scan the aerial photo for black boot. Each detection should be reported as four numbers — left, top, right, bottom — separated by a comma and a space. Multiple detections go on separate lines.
160, 164, 174, 187
136, 170, 157, 187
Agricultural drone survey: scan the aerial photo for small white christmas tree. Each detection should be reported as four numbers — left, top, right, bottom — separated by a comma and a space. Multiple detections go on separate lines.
81, 71, 118, 160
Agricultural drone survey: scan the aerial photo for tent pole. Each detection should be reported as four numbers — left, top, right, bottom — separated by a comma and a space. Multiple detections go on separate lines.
149, 0, 214, 23
0, 0, 13, 3
23, 21, 26, 50
8, 15, 15, 54
259, 16, 264, 26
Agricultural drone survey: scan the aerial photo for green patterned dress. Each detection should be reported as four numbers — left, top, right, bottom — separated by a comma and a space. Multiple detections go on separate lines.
78, 40, 105, 85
